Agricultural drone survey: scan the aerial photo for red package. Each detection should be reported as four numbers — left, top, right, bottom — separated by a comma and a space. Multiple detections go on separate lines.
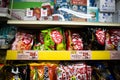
12, 32, 33, 50
105, 29, 120, 50
71, 0, 87, 6
65, 30, 83, 50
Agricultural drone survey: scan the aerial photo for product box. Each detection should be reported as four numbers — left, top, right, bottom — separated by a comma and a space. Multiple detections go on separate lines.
99, 12, 113, 23
87, 7, 99, 22
99, 0, 115, 12
54, 0, 72, 21
71, 5, 87, 22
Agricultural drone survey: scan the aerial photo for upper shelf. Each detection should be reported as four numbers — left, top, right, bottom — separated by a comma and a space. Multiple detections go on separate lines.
0, 13, 11, 21
7, 20, 120, 28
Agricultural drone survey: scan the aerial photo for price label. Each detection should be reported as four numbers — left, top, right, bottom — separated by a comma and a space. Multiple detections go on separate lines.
17, 50, 38, 60
110, 51, 120, 59
71, 51, 91, 60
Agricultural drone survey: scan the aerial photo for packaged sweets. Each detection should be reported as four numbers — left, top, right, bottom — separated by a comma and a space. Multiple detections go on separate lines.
0, 24, 17, 49
3, 64, 30, 80
12, 31, 34, 50
41, 27, 66, 50
57, 62, 92, 80
87, 28, 106, 50
33, 32, 44, 50
65, 29, 83, 50
30, 63, 57, 80
105, 29, 120, 50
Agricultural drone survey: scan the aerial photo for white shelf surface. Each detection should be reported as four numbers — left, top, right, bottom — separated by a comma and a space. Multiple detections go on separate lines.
7, 20, 120, 27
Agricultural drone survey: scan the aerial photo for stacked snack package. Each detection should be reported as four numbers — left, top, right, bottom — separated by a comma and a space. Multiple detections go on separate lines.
30, 62, 57, 80
37, 27, 66, 50
105, 29, 120, 50
12, 31, 34, 50
3, 64, 30, 80
57, 62, 92, 80
65, 29, 84, 50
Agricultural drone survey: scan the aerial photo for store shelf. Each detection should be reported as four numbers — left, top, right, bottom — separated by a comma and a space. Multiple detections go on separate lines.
0, 13, 11, 21
7, 20, 120, 28
6, 50, 120, 60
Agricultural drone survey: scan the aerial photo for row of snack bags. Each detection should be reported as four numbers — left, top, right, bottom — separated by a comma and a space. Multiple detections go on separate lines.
1, 62, 92, 80
11, 27, 120, 50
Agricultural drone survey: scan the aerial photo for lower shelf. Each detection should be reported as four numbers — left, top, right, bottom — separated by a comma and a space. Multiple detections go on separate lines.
6, 50, 120, 60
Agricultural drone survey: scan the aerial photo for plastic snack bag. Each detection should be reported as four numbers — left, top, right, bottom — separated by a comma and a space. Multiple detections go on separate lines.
41, 27, 66, 50
65, 29, 83, 50
12, 31, 34, 50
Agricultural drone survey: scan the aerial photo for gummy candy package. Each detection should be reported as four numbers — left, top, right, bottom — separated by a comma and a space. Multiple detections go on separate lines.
41, 27, 66, 50
12, 31, 34, 50
3, 64, 30, 80
30, 63, 57, 80
65, 29, 83, 50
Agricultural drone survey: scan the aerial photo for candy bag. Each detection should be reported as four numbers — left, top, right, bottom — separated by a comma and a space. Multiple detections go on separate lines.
65, 29, 83, 50
12, 31, 34, 50
41, 27, 66, 50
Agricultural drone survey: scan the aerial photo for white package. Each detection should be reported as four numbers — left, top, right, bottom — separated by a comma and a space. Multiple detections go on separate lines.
99, 12, 113, 23
99, 0, 115, 12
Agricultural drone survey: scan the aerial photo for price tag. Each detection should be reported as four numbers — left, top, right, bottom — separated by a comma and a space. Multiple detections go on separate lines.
41, 8, 47, 17
110, 51, 120, 59
71, 51, 91, 60
17, 50, 38, 60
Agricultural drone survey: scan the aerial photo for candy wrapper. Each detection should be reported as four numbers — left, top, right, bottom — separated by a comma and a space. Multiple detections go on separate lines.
57, 62, 92, 80
105, 29, 120, 50
30, 63, 57, 80
87, 28, 106, 50
41, 27, 66, 50
33, 32, 44, 50
12, 31, 34, 50
65, 29, 83, 50
3, 64, 30, 80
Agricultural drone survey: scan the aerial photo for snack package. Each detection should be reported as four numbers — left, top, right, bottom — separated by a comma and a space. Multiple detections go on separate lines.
41, 27, 66, 50
65, 29, 83, 50
30, 63, 57, 80
57, 62, 92, 80
3, 64, 30, 80
105, 29, 120, 50
33, 32, 44, 50
92, 62, 115, 80
87, 28, 106, 50
12, 31, 34, 50
0, 25, 17, 49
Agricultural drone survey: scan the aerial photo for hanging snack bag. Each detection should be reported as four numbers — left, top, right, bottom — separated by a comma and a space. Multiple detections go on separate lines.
65, 29, 83, 50
12, 31, 33, 50
4, 64, 30, 80
41, 27, 66, 50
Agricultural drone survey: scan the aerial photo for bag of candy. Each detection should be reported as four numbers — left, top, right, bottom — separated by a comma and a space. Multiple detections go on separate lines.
30, 63, 57, 80
3, 64, 30, 80
41, 27, 66, 50
65, 29, 83, 50
12, 31, 34, 50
